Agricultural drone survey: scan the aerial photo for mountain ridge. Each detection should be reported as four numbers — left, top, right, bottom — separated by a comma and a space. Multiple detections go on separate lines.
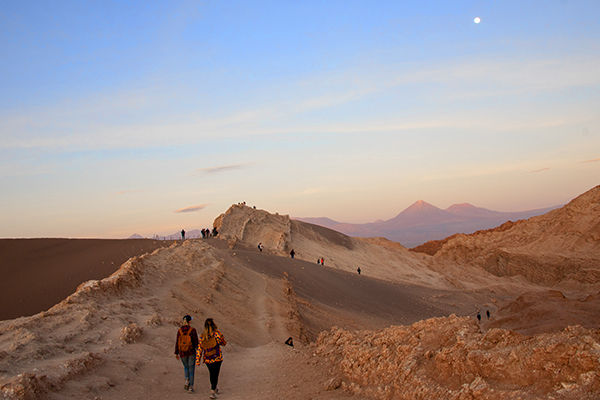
294, 201, 561, 248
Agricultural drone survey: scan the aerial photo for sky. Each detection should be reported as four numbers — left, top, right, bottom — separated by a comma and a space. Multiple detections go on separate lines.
1, 0, 599, 238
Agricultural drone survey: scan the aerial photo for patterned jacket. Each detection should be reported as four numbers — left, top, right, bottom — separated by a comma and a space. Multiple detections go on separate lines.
197, 330, 226, 364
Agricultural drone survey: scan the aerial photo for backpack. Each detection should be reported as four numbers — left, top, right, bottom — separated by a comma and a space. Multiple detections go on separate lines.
178, 328, 193, 353
201, 333, 221, 360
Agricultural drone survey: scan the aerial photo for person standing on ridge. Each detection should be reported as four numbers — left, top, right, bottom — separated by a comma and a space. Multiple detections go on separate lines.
486, 310, 491, 319
290, 249, 295, 259
477, 311, 481, 323
258, 243, 263, 252
181, 229, 186, 240
198, 318, 227, 399
357, 267, 361, 274
175, 315, 199, 393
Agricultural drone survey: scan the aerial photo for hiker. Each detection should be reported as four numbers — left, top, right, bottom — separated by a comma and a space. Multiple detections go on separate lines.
477, 311, 481, 323
181, 229, 186, 240
198, 318, 227, 399
486, 310, 490, 319
317, 259, 320, 264
357, 267, 361, 275
258, 243, 263, 252
321, 257, 324, 265
212, 227, 218, 237
290, 249, 295, 259
175, 315, 199, 393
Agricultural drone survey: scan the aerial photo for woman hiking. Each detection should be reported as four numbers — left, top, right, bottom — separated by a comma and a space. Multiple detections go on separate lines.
197, 318, 227, 399
174, 315, 199, 393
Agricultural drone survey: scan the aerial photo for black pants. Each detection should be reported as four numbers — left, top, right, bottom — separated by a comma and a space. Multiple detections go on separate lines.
206, 361, 222, 390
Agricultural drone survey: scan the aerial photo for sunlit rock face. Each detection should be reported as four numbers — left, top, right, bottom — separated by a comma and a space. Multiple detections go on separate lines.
435, 185, 600, 286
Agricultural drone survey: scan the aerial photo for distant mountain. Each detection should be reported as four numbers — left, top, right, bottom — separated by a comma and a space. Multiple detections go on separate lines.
128, 233, 145, 239
445, 203, 504, 218
376, 200, 460, 229
294, 201, 561, 248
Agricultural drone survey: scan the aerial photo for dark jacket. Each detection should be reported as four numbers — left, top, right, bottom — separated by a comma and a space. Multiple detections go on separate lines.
175, 325, 199, 358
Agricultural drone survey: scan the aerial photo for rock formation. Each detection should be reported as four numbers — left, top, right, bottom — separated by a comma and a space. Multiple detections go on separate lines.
434, 185, 600, 288
314, 315, 600, 399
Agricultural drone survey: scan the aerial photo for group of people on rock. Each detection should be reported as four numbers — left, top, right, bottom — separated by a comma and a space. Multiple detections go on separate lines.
177, 228, 218, 240
201, 228, 218, 238
175, 316, 226, 398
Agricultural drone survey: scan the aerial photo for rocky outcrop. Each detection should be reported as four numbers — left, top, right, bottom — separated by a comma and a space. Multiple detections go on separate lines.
313, 315, 600, 399
214, 204, 292, 255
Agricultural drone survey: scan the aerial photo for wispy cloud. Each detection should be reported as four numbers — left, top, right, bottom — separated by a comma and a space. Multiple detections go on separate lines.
113, 189, 152, 195
2, 55, 599, 153
526, 167, 551, 173
194, 164, 250, 174
581, 158, 600, 163
174, 204, 208, 213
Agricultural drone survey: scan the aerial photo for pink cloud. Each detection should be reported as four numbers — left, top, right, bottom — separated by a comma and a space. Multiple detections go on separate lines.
174, 204, 208, 213
526, 167, 550, 173
194, 163, 250, 175
581, 158, 600, 163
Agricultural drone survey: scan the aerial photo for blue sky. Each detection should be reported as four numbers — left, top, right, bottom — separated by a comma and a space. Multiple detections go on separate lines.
1, 0, 599, 238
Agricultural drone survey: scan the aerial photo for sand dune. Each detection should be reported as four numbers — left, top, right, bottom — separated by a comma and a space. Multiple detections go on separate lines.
1, 186, 600, 399
0, 239, 174, 321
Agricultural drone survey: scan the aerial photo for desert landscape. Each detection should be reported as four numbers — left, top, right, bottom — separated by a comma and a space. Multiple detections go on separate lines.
1, 185, 599, 399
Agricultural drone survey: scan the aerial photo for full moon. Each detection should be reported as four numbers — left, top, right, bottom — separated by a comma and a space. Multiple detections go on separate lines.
474, 17, 481, 24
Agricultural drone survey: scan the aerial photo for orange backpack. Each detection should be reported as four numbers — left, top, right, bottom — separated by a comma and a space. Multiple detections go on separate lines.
178, 328, 193, 353
201, 333, 220, 360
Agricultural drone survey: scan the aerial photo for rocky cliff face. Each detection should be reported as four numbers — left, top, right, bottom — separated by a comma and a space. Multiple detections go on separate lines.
435, 186, 600, 286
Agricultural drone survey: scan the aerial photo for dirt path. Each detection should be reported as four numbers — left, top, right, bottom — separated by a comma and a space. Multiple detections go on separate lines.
190, 342, 352, 400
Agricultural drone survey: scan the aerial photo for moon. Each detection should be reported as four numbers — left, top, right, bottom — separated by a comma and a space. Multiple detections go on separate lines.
474, 17, 481, 24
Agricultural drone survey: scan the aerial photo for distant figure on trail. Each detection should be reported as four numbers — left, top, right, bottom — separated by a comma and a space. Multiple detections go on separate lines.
258, 243, 263, 252
290, 249, 295, 259
477, 311, 481, 323
212, 227, 218, 237
285, 337, 294, 347
198, 318, 227, 399
181, 229, 186, 240
321, 258, 324, 265
175, 315, 199, 393
317, 259, 320, 264
357, 267, 361, 275
486, 310, 490, 319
